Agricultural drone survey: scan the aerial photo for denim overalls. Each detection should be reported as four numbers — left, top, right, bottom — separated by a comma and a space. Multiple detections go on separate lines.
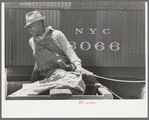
34, 30, 73, 78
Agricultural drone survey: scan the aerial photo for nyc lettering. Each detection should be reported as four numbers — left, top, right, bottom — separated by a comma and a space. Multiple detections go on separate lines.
69, 28, 120, 51
75, 28, 110, 35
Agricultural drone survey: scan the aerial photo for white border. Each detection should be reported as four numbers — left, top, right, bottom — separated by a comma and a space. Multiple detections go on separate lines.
145, 2, 148, 102
1, 2, 148, 118
1, 3, 5, 101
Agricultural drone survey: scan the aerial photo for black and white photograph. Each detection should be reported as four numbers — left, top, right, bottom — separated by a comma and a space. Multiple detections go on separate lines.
1, 1, 148, 118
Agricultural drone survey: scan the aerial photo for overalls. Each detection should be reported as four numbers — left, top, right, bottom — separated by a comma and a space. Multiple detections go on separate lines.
34, 30, 73, 78
33, 29, 97, 95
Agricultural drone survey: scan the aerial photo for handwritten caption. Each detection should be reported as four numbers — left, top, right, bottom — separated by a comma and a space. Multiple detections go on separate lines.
79, 100, 96, 105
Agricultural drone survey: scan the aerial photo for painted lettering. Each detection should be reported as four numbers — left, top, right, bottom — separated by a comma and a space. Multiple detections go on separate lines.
75, 28, 84, 34
89, 28, 97, 34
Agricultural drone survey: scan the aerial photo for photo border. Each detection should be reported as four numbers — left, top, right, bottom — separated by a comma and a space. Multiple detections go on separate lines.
1, 0, 148, 119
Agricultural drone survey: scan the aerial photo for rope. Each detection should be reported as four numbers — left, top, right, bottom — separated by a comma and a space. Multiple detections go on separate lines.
103, 86, 123, 99
91, 74, 145, 83
93, 84, 123, 99
61, 60, 145, 83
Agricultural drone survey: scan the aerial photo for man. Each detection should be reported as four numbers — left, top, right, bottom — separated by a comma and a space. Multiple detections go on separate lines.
25, 11, 99, 95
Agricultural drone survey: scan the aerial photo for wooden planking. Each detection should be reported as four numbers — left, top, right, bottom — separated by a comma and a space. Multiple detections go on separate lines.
128, 11, 138, 67
117, 11, 122, 67
96, 11, 108, 67
84, 10, 92, 66
23, 9, 27, 65
9, 9, 13, 65
127, 11, 131, 67
46, 10, 61, 29
9, 8, 13, 65
81, 11, 96, 66
57, 10, 60, 30
133, 11, 139, 67
12, 9, 16, 65
16, 9, 20, 65
90, 11, 96, 66
76, 10, 84, 62
24, 6, 29, 65
128, 11, 133, 67
74, 10, 81, 59
53, 10, 57, 29
121, 11, 129, 67
140, 11, 145, 67
106, 11, 112, 67
61, 10, 80, 64
61, 10, 96, 66
5, 9, 9, 65
5, 4, 145, 67
96, 11, 104, 66
70, 10, 75, 50
20, 9, 23, 65
5, 9, 11, 65
136, 11, 141, 67
68, 10, 74, 53
81, 10, 88, 66
49, 10, 53, 28
107, 11, 114, 67
102, 11, 108, 67
132, 11, 137, 67
137, 11, 145, 67
112, 11, 117, 67
20, 9, 24, 65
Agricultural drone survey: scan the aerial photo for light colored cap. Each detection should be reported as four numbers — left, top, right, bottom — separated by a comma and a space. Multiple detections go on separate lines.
24, 11, 45, 28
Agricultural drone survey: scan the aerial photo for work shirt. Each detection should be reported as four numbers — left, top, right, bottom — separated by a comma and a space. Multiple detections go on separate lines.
29, 26, 82, 72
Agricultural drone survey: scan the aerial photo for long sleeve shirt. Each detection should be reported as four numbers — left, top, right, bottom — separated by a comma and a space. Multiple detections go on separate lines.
29, 26, 82, 70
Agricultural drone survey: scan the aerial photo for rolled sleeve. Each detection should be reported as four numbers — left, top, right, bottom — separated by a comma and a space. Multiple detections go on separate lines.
52, 30, 82, 65
29, 37, 36, 57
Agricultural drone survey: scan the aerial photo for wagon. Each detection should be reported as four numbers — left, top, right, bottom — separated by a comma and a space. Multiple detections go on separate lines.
5, 66, 145, 100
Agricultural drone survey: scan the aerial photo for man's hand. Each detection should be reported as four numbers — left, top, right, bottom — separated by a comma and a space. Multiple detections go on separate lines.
75, 65, 85, 75
75, 65, 93, 76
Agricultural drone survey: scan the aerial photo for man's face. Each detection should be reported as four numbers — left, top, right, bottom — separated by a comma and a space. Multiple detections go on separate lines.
27, 21, 40, 36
